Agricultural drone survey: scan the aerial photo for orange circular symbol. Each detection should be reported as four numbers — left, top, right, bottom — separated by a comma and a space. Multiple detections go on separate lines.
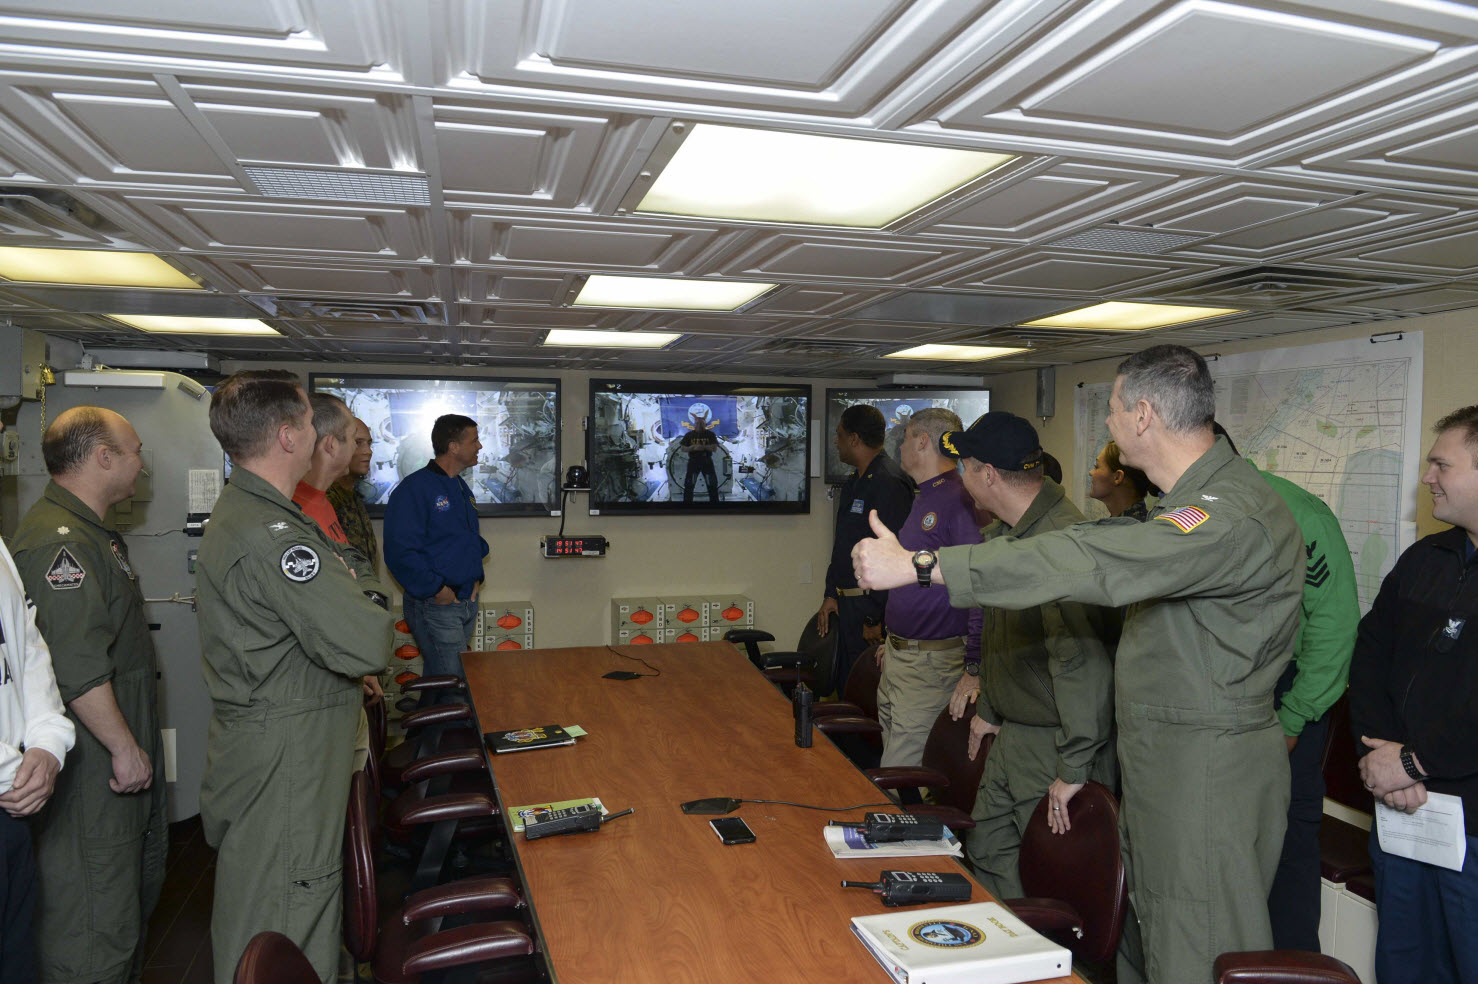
676, 608, 699, 623
394, 644, 420, 661
630, 608, 654, 625
394, 619, 411, 634
631, 634, 654, 645
394, 671, 419, 686
496, 613, 523, 629
495, 639, 523, 650
721, 606, 744, 622
676, 632, 699, 643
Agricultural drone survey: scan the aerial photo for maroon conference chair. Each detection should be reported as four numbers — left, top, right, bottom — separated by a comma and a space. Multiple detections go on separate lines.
1214, 951, 1362, 983
1318, 694, 1373, 885
343, 771, 538, 984
865, 705, 991, 831
233, 932, 319, 984
1002, 781, 1128, 966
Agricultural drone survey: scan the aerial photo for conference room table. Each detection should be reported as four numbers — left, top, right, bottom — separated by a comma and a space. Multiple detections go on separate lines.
464, 641, 1083, 984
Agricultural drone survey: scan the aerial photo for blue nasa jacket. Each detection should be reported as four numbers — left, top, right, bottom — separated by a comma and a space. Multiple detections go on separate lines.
383, 461, 489, 600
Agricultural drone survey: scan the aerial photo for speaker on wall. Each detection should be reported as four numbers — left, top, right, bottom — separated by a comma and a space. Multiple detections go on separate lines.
1036, 367, 1056, 418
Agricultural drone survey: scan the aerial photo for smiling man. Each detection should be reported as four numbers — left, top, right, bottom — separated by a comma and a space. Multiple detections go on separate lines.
1350, 404, 1478, 984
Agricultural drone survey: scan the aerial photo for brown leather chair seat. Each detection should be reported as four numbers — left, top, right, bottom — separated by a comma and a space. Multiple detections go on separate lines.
1214, 950, 1361, 983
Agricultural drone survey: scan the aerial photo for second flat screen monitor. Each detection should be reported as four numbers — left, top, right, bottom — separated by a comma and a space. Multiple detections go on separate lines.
824, 388, 991, 485
588, 380, 810, 513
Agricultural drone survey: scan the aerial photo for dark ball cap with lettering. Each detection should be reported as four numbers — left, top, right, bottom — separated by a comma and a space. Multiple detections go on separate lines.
938, 411, 1044, 471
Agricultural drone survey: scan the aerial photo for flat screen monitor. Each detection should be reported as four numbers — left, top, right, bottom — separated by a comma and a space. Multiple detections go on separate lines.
309, 373, 560, 516
823, 388, 991, 484
587, 379, 811, 514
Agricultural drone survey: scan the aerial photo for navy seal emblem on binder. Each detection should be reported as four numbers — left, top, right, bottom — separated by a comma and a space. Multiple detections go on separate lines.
910, 919, 984, 948
280, 545, 320, 582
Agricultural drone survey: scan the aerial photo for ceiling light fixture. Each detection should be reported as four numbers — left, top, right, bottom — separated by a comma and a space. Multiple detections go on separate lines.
0, 247, 200, 289
884, 344, 1028, 362
636, 124, 1015, 228
572, 275, 773, 311
1021, 301, 1243, 331
543, 329, 680, 349
109, 315, 281, 335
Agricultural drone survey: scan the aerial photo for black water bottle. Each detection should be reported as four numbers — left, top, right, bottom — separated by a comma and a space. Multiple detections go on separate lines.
793, 682, 813, 747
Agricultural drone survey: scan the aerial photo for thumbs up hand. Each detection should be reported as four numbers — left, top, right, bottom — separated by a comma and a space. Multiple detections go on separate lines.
852, 510, 923, 590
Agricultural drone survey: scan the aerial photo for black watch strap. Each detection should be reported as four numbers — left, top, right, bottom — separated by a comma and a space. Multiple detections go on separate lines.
1400, 745, 1426, 782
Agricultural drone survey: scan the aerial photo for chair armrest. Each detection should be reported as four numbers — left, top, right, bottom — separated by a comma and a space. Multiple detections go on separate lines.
1002, 897, 1083, 938
401, 675, 466, 694
400, 703, 472, 730
722, 629, 774, 645
812, 702, 864, 719
762, 653, 815, 671
865, 766, 949, 790
1213, 951, 1362, 984
399, 748, 486, 785
390, 792, 498, 827
401, 922, 534, 975
401, 876, 523, 924
814, 715, 883, 738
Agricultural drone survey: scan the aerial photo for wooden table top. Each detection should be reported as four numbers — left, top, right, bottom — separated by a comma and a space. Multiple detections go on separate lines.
464, 641, 1080, 984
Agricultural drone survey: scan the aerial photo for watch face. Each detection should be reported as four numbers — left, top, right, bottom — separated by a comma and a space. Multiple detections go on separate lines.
913, 550, 935, 569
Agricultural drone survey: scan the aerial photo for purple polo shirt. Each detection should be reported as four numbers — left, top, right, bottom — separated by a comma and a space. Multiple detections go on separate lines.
884, 470, 983, 659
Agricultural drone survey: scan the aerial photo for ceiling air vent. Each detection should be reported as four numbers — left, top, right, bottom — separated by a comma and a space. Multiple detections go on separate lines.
1161, 266, 1423, 305
276, 299, 444, 323
1044, 226, 1200, 254
761, 337, 878, 357
244, 167, 431, 206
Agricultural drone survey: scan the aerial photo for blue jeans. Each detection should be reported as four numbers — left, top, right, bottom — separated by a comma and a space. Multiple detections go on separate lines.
1369, 824, 1478, 984
402, 594, 477, 690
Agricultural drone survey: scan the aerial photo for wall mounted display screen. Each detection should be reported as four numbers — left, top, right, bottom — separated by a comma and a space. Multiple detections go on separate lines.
588, 379, 810, 514
310, 374, 560, 516
824, 388, 991, 484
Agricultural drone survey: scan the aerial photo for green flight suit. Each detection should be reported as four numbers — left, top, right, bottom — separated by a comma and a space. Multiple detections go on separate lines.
196, 466, 392, 984
10, 482, 168, 984
938, 438, 1301, 984
964, 479, 1117, 899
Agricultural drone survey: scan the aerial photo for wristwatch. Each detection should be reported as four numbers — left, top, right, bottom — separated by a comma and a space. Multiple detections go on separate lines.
964, 662, 980, 677
1400, 745, 1427, 782
912, 549, 938, 588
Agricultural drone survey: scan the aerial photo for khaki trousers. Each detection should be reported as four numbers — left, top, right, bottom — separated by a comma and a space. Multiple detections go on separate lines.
875, 635, 965, 769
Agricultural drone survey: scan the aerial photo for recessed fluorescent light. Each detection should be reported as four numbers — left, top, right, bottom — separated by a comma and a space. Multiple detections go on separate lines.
637, 124, 1014, 227
1021, 302, 1242, 331
0, 247, 201, 289
543, 329, 680, 349
572, 275, 773, 312
884, 344, 1028, 362
109, 315, 280, 335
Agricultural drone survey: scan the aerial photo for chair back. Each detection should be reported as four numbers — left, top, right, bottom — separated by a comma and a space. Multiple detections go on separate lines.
1018, 781, 1127, 964
1321, 693, 1365, 810
840, 644, 882, 720
920, 707, 990, 814
796, 614, 840, 696
363, 694, 387, 799
233, 932, 320, 984
342, 771, 378, 962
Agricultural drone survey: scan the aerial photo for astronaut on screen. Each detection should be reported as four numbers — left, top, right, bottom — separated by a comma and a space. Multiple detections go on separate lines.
676, 404, 725, 503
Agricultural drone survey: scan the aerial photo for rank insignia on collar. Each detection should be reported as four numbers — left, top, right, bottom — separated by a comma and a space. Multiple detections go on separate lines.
45, 546, 86, 590
264, 520, 295, 539
56, 526, 70, 535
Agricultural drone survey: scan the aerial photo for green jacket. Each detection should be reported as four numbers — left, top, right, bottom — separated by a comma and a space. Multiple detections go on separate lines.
974, 479, 1117, 785
940, 437, 1302, 730
1257, 468, 1358, 737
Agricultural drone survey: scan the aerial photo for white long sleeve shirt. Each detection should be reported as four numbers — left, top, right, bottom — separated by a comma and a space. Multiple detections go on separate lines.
0, 537, 74, 793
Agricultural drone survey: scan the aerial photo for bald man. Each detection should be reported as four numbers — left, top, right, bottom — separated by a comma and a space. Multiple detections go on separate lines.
10, 406, 167, 984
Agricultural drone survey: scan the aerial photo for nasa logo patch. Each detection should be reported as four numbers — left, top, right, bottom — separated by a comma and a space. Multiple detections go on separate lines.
434, 494, 451, 512
921, 511, 938, 531
280, 544, 320, 582
45, 547, 86, 591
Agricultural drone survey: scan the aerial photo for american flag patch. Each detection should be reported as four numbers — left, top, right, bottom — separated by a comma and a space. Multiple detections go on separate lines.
1157, 505, 1210, 533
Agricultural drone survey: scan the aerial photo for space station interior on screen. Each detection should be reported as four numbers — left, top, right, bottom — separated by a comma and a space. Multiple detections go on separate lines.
590, 392, 808, 503
318, 380, 559, 508
824, 392, 991, 482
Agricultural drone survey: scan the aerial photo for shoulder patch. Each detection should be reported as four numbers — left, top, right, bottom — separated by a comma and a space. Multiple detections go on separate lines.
45, 546, 87, 590
110, 539, 136, 580
1157, 505, 1210, 534
921, 511, 938, 531
280, 544, 320, 582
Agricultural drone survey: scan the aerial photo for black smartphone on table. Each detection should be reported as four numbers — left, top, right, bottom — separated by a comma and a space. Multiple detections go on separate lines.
709, 816, 756, 845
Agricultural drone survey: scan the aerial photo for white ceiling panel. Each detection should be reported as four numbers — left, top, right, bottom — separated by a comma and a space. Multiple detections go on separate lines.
128, 197, 430, 258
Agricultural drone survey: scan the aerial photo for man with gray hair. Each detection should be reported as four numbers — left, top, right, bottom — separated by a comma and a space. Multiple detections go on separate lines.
874, 407, 982, 770
854, 344, 1303, 984
10, 406, 165, 984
